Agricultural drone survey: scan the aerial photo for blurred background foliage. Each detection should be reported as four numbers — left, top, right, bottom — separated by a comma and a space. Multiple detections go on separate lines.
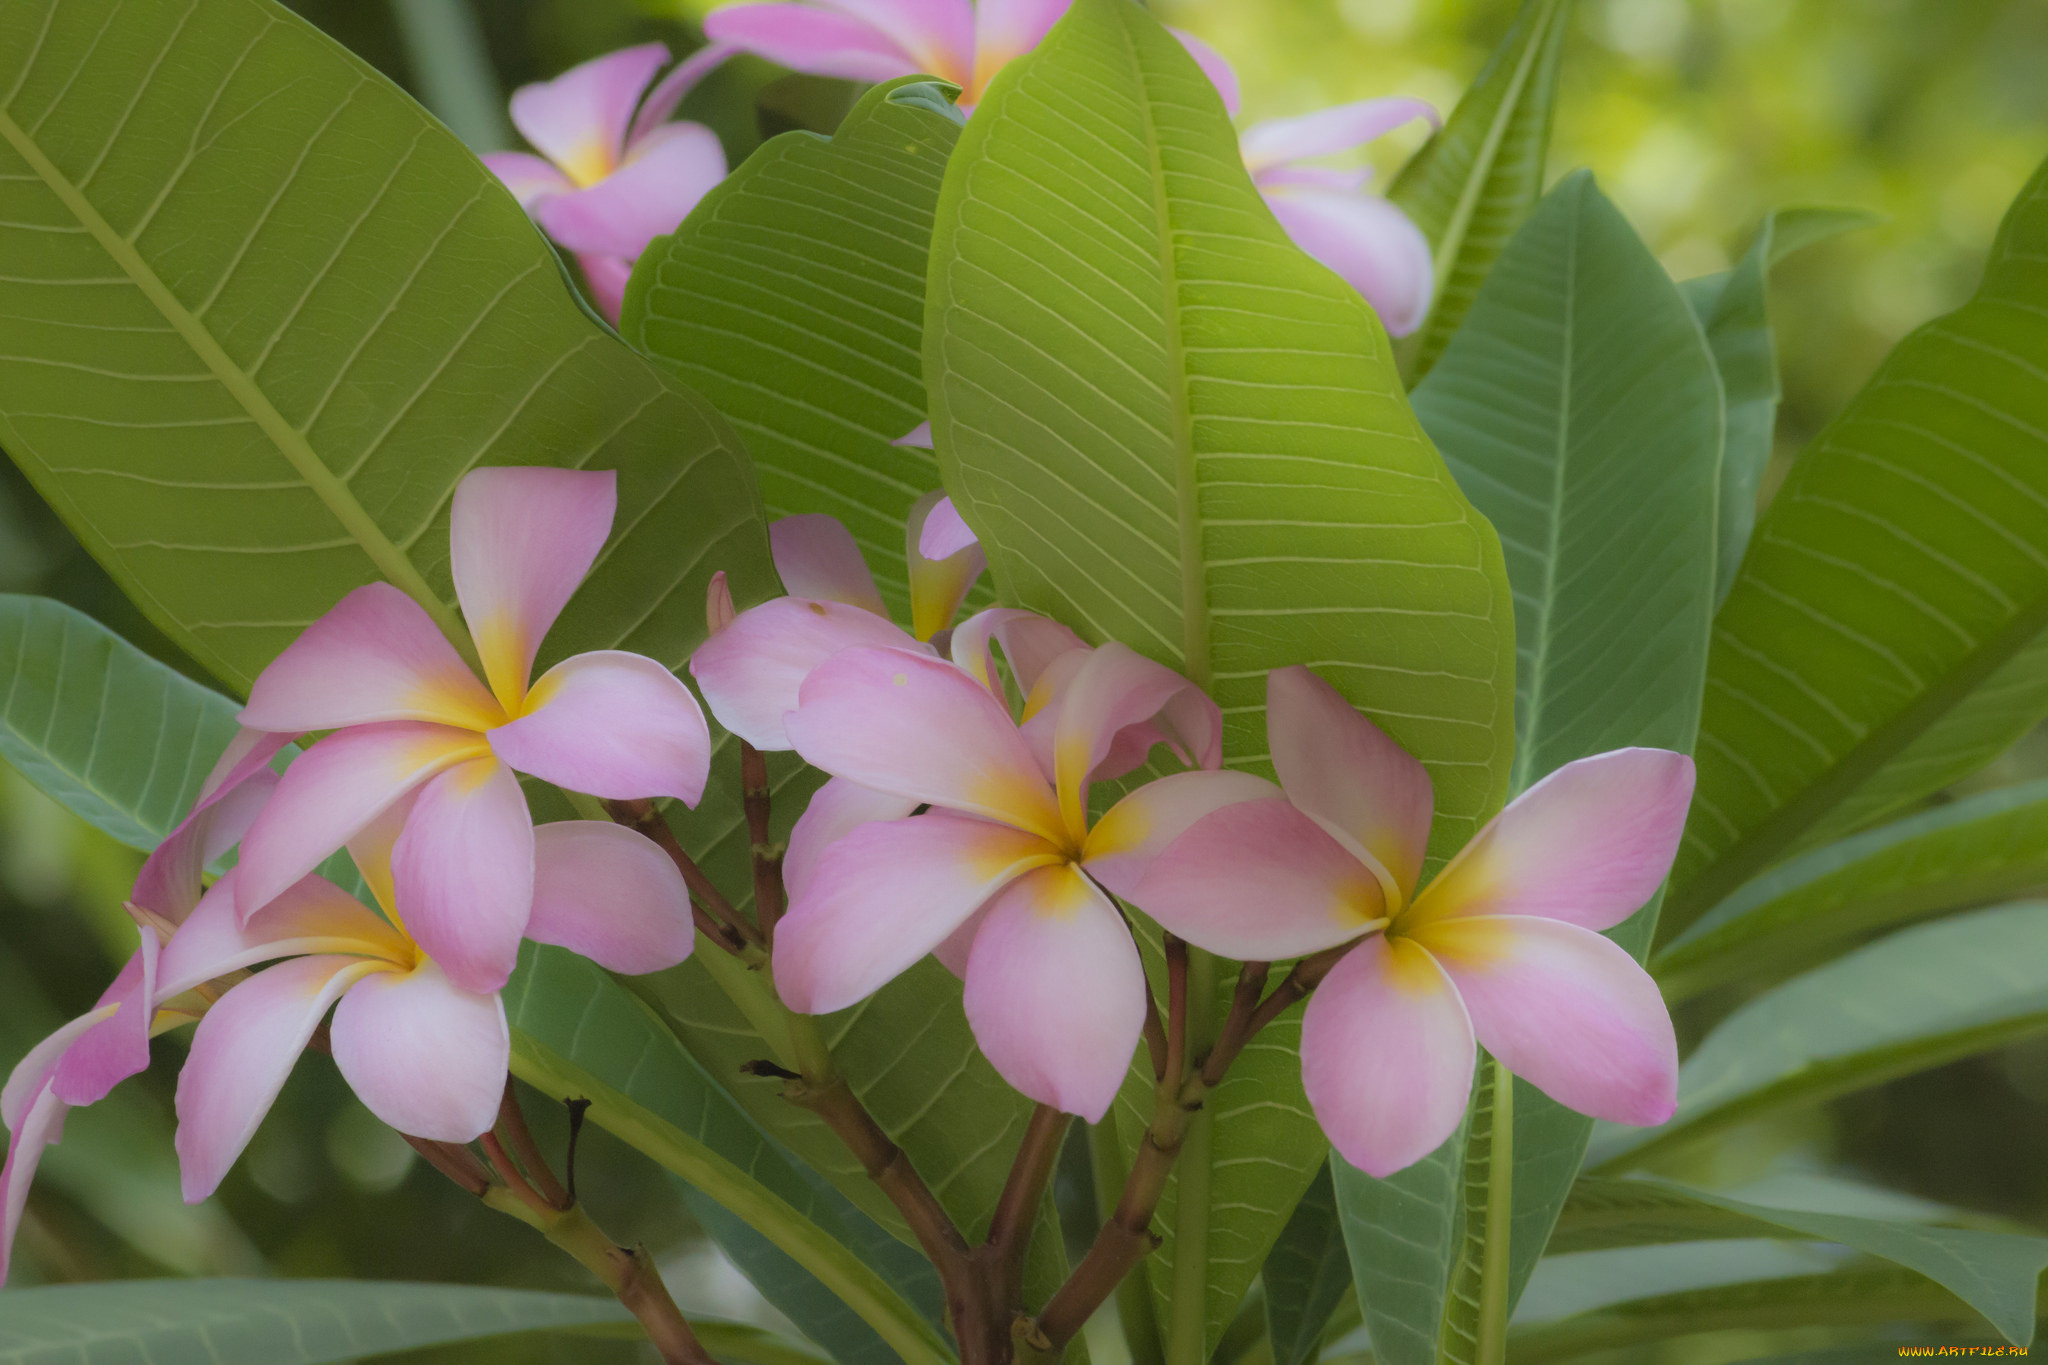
0, 0, 2042, 1359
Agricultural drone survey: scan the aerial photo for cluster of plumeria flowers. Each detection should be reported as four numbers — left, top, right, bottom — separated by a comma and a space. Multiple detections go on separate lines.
484, 0, 1438, 334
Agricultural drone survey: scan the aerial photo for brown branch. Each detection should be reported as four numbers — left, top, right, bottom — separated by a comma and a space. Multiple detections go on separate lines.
1200, 960, 1270, 1088
739, 741, 786, 943
986, 1104, 1072, 1300
783, 1072, 969, 1266
1162, 934, 1189, 1086
401, 1136, 491, 1197
605, 797, 763, 954
497, 1079, 571, 1210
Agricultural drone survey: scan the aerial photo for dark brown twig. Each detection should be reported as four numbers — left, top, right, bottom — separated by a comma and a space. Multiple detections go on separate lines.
986, 1104, 1072, 1300
401, 1136, 491, 1197
605, 797, 763, 953
739, 741, 786, 943
496, 1080, 571, 1210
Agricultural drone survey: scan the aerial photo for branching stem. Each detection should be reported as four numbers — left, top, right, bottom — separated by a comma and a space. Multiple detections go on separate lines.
605, 797, 764, 955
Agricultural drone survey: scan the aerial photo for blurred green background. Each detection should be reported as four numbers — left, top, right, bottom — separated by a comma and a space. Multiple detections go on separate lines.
0, 0, 2042, 1359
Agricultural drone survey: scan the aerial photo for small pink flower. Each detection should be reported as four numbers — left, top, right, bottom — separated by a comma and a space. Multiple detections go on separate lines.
483, 44, 733, 321
772, 642, 1253, 1119
164, 799, 692, 1202
235, 467, 711, 996
1242, 99, 1440, 336
1131, 666, 1689, 1176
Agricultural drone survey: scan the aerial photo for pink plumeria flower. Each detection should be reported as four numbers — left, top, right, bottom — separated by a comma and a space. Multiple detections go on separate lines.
235, 467, 711, 996
1130, 666, 1689, 1177
483, 43, 733, 321
165, 798, 692, 1202
702, 0, 1239, 114
772, 641, 1263, 1120
1242, 98, 1439, 337
0, 728, 283, 1282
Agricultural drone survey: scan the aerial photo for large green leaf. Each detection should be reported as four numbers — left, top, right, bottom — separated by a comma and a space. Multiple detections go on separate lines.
0, 1279, 632, 1365
501, 945, 953, 1365
0, 594, 237, 849
1384, 169, 1723, 1349
622, 78, 962, 622
1260, 1164, 1352, 1365
1386, 0, 1572, 380
1550, 1177, 2048, 1345
1679, 208, 1879, 604
1330, 1131, 1465, 1365
1594, 900, 2048, 1173
924, 2, 1516, 1353
1653, 777, 2048, 1004
1662, 154, 2048, 941
0, 0, 775, 695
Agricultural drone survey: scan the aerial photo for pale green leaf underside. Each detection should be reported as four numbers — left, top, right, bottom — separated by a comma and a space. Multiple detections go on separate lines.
1654, 776, 2048, 1003
624, 79, 964, 623
1665, 154, 2048, 938
0, 0, 774, 695
1553, 1177, 2048, 1346
1260, 1165, 1353, 1365
1331, 1130, 1464, 1365
0, 1279, 630, 1365
0, 593, 237, 849
1594, 900, 2048, 1173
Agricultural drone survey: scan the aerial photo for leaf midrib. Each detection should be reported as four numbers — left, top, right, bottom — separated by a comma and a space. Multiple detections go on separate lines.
0, 99, 471, 656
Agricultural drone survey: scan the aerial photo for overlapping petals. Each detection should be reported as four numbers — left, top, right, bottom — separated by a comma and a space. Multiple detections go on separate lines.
235, 467, 711, 994
1132, 665, 1691, 1176
482, 43, 732, 319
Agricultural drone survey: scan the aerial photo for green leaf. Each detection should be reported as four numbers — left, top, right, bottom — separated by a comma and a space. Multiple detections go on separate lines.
925, 2, 1516, 1351
1680, 207, 1879, 604
1551, 1177, 2048, 1345
1261, 1165, 1352, 1365
0, 1279, 635, 1364
0, 0, 775, 695
622, 78, 963, 623
1331, 1127, 1466, 1365
1653, 777, 2048, 1004
1402, 169, 1724, 1341
0, 594, 238, 850
1594, 900, 2048, 1174
500, 945, 954, 1365
1661, 155, 2048, 942
1386, 0, 1572, 381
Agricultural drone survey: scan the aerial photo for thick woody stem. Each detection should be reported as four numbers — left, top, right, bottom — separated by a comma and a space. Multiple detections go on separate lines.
1162, 935, 1189, 1085
783, 1069, 970, 1266
987, 1104, 1072, 1300
739, 742, 786, 943
605, 798, 763, 955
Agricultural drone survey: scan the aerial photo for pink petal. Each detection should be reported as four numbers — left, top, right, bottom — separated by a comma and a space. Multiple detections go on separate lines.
532, 122, 728, 259
948, 607, 1084, 700
973, 0, 1067, 76
961, 864, 1144, 1121
577, 253, 633, 324
1263, 189, 1435, 338
329, 959, 509, 1142
482, 151, 574, 208
826, 0, 974, 78
706, 570, 737, 635
509, 42, 671, 185
702, 5, 926, 84
783, 777, 919, 902
159, 870, 406, 1002
239, 583, 503, 734
785, 647, 1063, 839
451, 466, 618, 710
1301, 935, 1475, 1178
1083, 768, 1280, 899
489, 650, 711, 805
346, 788, 419, 921
3, 1003, 119, 1130
392, 757, 535, 995
770, 514, 888, 617
1131, 796, 1385, 960
0, 1082, 67, 1284
1418, 916, 1678, 1127
1169, 28, 1239, 116
774, 812, 1060, 1014
1045, 643, 1216, 834
906, 491, 986, 641
131, 730, 286, 923
235, 723, 489, 924
1239, 97, 1440, 174
175, 955, 384, 1202
49, 921, 161, 1108
932, 898, 993, 977
689, 596, 921, 749
891, 420, 933, 448
1410, 748, 1696, 934
1267, 666, 1433, 906
628, 42, 739, 146
527, 822, 693, 974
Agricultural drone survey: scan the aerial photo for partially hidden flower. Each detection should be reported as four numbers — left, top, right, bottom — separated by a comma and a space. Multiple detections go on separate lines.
1242, 98, 1440, 337
0, 728, 284, 1282
235, 466, 711, 996
772, 641, 1263, 1120
483, 43, 733, 321
165, 797, 692, 1202
1130, 666, 1689, 1176
702, 0, 1239, 114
